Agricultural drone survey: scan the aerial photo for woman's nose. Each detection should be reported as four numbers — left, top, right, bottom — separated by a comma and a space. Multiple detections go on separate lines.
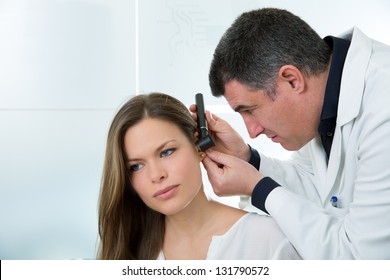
149, 161, 167, 183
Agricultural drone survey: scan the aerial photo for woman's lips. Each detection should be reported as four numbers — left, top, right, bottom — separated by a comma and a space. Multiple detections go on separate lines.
153, 185, 179, 200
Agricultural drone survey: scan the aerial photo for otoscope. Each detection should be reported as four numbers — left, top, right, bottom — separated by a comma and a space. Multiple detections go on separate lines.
195, 93, 215, 151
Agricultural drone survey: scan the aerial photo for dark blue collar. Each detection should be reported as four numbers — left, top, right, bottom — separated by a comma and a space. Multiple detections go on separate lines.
318, 36, 350, 160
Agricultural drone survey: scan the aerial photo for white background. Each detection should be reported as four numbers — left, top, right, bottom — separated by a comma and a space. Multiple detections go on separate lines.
1, 0, 390, 259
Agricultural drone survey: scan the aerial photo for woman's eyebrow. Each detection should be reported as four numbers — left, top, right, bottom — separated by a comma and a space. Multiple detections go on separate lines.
127, 139, 176, 162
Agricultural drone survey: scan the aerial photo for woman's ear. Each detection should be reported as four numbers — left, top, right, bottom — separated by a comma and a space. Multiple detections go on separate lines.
193, 131, 200, 151
199, 152, 206, 161
193, 131, 200, 142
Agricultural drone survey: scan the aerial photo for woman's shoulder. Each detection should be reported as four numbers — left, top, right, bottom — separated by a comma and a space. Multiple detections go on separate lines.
211, 203, 287, 243
226, 211, 274, 224
224, 212, 291, 246
241, 211, 279, 226
209, 212, 301, 259
208, 203, 247, 236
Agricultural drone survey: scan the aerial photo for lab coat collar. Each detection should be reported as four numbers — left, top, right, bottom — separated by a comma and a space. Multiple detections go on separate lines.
337, 27, 372, 126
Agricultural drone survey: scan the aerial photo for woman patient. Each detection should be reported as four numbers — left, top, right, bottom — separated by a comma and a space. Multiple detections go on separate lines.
97, 92, 301, 260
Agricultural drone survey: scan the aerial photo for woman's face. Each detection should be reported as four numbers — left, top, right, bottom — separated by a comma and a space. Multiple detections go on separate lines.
124, 117, 203, 216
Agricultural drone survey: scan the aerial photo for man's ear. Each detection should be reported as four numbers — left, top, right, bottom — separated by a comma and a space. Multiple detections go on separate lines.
277, 65, 305, 93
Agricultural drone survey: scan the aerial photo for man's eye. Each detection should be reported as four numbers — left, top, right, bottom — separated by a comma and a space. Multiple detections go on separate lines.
244, 109, 253, 115
161, 148, 176, 158
130, 163, 144, 171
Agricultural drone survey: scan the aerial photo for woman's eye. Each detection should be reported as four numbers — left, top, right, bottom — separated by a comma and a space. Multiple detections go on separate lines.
130, 163, 144, 171
161, 148, 176, 158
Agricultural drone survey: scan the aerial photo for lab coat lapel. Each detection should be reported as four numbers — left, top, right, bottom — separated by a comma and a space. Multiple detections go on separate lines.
325, 123, 344, 192
324, 27, 371, 196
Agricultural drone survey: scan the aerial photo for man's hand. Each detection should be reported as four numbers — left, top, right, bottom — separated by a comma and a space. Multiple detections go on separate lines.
202, 149, 264, 197
189, 104, 250, 161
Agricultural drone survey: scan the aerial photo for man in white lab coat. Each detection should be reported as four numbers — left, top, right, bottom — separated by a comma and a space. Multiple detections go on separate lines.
200, 8, 390, 259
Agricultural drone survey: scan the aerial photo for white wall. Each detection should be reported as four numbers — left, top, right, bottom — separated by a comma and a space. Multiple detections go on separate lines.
0, 0, 135, 259
1, 0, 389, 259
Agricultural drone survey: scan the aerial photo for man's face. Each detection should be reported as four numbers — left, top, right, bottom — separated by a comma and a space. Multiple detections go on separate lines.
224, 79, 320, 151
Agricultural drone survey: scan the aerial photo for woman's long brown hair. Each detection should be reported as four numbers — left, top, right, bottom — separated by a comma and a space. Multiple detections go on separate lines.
97, 93, 197, 259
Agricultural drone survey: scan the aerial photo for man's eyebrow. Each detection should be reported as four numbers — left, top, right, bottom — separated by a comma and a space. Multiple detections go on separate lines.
233, 104, 253, 112
127, 139, 176, 162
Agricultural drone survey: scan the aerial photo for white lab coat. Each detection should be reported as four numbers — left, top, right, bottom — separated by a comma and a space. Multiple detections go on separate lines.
258, 27, 390, 259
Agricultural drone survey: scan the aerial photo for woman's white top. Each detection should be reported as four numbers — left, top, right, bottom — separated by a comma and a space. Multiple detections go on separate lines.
157, 212, 301, 260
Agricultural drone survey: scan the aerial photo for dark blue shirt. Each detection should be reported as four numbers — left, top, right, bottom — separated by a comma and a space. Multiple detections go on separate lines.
319, 36, 350, 161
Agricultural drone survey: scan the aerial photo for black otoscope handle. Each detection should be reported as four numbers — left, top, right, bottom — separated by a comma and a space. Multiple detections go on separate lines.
195, 93, 215, 151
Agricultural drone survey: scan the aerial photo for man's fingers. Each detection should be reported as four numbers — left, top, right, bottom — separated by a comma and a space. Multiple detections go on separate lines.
205, 149, 229, 166
189, 103, 197, 113
202, 152, 223, 174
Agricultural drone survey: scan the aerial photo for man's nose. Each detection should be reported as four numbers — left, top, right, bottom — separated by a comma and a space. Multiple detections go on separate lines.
243, 117, 264, 139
